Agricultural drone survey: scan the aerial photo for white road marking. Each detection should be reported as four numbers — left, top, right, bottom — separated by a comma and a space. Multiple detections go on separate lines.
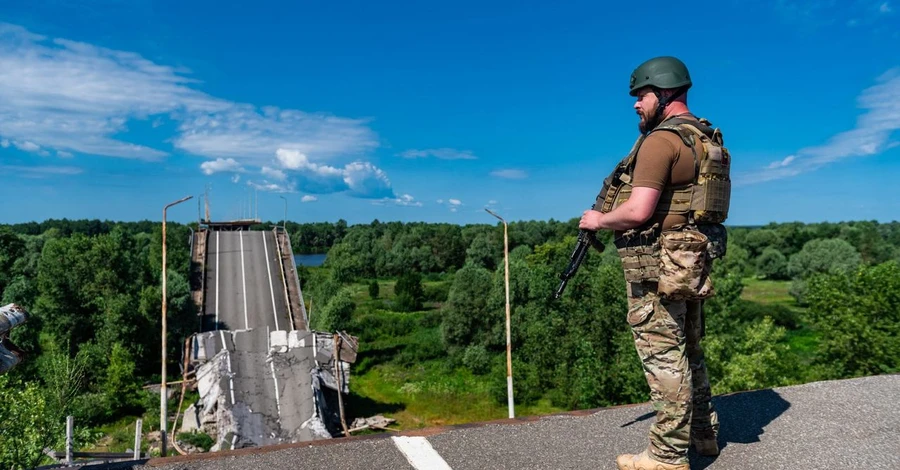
216, 231, 220, 329
240, 230, 248, 330
269, 360, 282, 419
220, 330, 236, 406
262, 231, 280, 331
391, 436, 453, 470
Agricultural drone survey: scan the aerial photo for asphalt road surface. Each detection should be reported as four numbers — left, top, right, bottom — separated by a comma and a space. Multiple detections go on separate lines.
206, 230, 291, 332
196, 230, 313, 449
96, 373, 899, 470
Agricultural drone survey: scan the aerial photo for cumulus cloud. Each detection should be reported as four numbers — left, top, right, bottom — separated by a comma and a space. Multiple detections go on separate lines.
301, 195, 317, 202
261, 166, 286, 181
271, 148, 397, 199
0, 23, 377, 162
399, 148, 477, 160
490, 169, 528, 179
738, 68, 900, 185
201, 157, 244, 175
57, 150, 74, 158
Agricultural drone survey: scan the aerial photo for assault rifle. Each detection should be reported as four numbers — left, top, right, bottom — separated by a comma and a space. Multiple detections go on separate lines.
554, 230, 605, 299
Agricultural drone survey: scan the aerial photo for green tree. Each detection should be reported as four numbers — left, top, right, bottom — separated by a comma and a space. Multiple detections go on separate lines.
440, 264, 494, 353
756, 247, 788, 280
0, 377, 62, 469
804, 261, 900, 379
788, 238, 862, 279
394, 272, 424, 312
368, 280, 380, 299
313, 287, 355, 332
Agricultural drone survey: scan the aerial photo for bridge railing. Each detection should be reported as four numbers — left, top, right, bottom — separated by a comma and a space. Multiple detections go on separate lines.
274, 226, 309, 330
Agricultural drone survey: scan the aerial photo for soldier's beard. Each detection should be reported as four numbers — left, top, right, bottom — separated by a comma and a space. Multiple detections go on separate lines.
638, 109, 663, 134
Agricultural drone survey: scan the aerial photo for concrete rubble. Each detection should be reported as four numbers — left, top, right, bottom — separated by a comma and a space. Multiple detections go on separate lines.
188, 327, 357, 452
0, 303, 30, 375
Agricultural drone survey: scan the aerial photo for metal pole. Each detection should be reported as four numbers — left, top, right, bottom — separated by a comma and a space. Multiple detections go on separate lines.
161, 195, 192, 457
66, 415, 73, 465
134, 419, 143, 460
485, 208, 514, 418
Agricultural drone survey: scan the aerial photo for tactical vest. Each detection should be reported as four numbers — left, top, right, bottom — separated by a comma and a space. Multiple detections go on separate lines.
594, 116, 732, 283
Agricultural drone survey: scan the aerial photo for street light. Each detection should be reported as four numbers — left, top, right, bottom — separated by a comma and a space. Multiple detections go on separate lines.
485, 208, 514, 419
161, 195, 193, 457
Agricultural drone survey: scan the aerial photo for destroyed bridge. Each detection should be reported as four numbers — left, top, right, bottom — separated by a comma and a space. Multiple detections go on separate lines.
182, 220, 357, 452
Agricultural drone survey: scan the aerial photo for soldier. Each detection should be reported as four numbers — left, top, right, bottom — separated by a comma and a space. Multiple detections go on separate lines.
578, 56, 732, 470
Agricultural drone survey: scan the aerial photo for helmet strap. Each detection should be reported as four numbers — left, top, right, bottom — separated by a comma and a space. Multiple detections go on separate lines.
645, 86, 687, 133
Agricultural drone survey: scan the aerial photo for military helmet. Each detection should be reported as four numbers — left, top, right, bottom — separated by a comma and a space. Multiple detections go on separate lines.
629, 56, 692, 96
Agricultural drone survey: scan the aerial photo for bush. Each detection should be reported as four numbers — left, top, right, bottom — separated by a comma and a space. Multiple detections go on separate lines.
394, 273, 424, 312
756, 247, 789, 280
368, 280, 379, 299
423, 282, 451, 303
462, 345, 492, 375
177, 432, 214, 452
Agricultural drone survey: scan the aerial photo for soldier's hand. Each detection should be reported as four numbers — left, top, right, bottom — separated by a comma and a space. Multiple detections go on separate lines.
579, 210, 603, 231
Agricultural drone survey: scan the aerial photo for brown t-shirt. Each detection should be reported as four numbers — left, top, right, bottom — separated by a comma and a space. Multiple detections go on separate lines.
631, 125, 698, 230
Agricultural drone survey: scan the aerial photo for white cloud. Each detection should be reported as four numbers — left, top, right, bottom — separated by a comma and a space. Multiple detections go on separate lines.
738, 67, 900, 185
231, 174, 241, 183
373, 194, 422, 207
448, 199, 462, 206
880, 2, 892, 13
57, 150, 74, 158
301, 195, 317, 203
490, 169, 528, 179
436, 199, 444, 204
275, 148, 342, 177
0, 164, 82, 178
13, 140, 41, 153
0, 139, 8, 148
767, 155, 796, 169
399, 148, 477, 160
261, 166, 286, 181
247, 180, 295, 193
0, 23, 378, 163
343, 161, 394, 199
269, 148, 398, 199
201, 157, 245, 175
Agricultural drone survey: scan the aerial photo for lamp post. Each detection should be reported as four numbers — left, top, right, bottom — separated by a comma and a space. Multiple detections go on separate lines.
161, 195, 193, 457
485, 208, 514, 419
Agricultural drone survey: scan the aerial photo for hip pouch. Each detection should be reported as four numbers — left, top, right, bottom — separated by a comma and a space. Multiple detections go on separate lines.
658, 229, 714, 300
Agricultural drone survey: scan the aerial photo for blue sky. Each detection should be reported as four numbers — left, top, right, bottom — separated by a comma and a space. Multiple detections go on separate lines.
1, 0, 898, 226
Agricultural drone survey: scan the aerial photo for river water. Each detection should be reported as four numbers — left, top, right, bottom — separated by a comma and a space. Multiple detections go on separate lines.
293, 253, 327, 267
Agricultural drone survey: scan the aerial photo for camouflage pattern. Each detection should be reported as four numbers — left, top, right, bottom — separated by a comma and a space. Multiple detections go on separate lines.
626, 281, 719, 465
657, 229, 714, 301
696, 223, 728, 259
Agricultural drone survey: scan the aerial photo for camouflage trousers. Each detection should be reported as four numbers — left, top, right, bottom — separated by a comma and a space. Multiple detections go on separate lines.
626, 281, 719, 465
